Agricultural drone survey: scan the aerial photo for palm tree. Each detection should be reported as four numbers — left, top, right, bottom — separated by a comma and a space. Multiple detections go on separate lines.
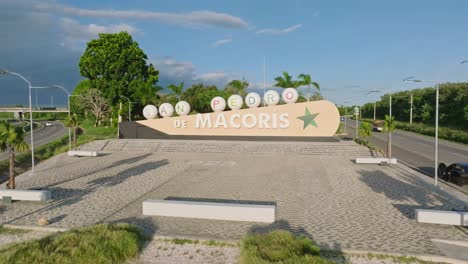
358, 122, 372, 141
274, 71, 300, 88
383, 114, 396, 159
0, 122, 29, 189
297, 74, 320, 101
65, 114, 80, 149
168, 82, 184, 101
225, 78, 249, 96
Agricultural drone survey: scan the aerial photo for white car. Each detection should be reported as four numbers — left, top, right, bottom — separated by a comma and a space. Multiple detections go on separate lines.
45, 122, 53, 127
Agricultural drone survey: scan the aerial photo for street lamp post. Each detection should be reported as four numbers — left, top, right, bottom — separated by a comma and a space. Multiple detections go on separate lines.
343, 101, 351, 135
0, 68, 49, 174
410, 93, 413, 124
53, 85, 72, 151
404, 78, 441, 186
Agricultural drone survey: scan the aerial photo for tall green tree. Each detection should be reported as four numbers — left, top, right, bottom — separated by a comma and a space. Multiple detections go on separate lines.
182, 84, 227, 113
0, 122, 29, 189
224, 79, 249, 96
383, 114, 396, 159
65, 114, 80, 149
297, 74, 320, 101
78, 32, 159, 105
274, 71, 300, 88
168, 82, 184, 101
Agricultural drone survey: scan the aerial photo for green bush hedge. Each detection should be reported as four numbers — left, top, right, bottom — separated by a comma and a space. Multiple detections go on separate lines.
0, 223, 146, 264
241, 230, 334, 264
358, 118, 468, 144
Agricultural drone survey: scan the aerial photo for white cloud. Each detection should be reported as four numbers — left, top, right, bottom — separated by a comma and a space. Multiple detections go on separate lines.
197, 72, 229, 83
60, 18, 138, 46
155, 58, 197, 82
33, 2, 248, 29
212, 38, 232, 47
256, 24, 302, 35
153, 57, 237, 88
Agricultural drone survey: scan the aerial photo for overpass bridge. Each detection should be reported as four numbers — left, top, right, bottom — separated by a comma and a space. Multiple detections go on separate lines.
0, 107, 69, 113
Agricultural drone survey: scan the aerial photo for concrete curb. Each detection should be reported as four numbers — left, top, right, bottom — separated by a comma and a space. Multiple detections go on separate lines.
339, 249, 468, 264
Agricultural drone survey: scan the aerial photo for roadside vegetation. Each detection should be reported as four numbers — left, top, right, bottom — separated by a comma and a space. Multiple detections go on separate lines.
0, 223, 146, 264
241, 230, 333, 264
0, 119, 116, 183
358, 117, 468, 144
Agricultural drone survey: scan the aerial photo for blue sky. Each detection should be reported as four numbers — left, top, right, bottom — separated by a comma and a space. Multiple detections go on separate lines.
1, 0, 467, 106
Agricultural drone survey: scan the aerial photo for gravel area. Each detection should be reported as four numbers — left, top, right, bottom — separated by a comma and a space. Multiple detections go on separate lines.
131, 238, 239, 264
0, 230, 49, 248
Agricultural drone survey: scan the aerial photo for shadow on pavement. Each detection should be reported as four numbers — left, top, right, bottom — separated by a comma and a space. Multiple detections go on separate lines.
3, 159, 169, 225
358, 169, 467, 219
247, 219, 346, 259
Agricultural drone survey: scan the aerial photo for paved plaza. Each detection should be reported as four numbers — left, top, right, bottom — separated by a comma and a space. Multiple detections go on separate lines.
1, 139, 467, 255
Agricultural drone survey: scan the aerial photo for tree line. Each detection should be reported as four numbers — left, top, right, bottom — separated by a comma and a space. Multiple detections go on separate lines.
71, 32, 322, 126
360, 83, 468, 130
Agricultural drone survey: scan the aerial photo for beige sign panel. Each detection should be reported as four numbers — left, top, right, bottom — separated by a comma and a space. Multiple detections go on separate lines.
137, 100, 340, 137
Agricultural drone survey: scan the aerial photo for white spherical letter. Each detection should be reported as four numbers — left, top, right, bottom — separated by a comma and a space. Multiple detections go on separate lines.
159, 103, 174, 118
245, 92, 261, 108
263, 90, 280, 106
228, 95, 243, 110
282, 88, 299, 104
175, 101, 191, 116
143, 105, 158, 119
210, 96, 226, 112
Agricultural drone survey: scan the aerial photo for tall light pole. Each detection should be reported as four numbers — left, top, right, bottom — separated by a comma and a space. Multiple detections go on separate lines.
0, 68, 48, 174
343, 101, 351, 135
366, 90, 381, 121
410, 93, 413, 124
53, 85, 72, 150
404, 78, 441, 186
120, 95, 132, 122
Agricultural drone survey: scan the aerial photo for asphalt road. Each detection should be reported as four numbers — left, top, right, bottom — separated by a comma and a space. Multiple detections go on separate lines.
0, 121, 67, 161
344, 119, 468, 191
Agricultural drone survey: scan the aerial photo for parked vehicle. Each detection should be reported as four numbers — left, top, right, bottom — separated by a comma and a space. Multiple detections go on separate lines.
45, 122, 52, 127
372, 120, 384, 132
438, 162, 468, 186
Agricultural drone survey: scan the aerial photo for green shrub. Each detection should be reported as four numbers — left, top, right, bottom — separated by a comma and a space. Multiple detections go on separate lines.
0, 223, 146, 264
241, 230, 333, 264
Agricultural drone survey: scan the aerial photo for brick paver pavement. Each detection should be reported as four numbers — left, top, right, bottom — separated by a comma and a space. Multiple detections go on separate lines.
1, 139, 467, 255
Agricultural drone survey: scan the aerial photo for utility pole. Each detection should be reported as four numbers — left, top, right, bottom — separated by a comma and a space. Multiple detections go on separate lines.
410, 93, 413, 124
373, 101, 376, 120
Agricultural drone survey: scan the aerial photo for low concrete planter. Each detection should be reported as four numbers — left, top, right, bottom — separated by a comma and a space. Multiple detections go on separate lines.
0, 190, 51, 202
416, 209, 468, 226
355, 157, 397, 164
143, 199, 275, 223
68, 150, 98, 157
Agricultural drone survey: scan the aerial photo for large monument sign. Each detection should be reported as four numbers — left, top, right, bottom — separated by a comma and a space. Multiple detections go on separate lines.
135, 100, 340, 137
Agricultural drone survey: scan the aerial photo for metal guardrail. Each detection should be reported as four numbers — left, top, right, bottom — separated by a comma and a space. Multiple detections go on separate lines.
0, 107, 68, 113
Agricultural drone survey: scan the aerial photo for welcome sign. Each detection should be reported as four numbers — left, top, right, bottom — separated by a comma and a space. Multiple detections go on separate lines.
136, 100, 340, 137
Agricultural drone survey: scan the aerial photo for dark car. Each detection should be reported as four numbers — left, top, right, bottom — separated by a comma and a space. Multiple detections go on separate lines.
438, 162, 468, 186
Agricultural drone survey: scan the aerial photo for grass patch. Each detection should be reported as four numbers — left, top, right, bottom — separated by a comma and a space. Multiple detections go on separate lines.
0, 223, 146, 264
241, 230, 334, 264
354, 138, 384, 155
166, 237, 237, 247
0, 227, 29, 235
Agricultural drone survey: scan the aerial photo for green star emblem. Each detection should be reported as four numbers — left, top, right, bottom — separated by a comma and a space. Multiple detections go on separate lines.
297, 108, 319, 129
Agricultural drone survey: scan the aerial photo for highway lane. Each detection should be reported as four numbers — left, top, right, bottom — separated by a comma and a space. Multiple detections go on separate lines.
344, 119, 468, 191
0, 121, 67, 161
